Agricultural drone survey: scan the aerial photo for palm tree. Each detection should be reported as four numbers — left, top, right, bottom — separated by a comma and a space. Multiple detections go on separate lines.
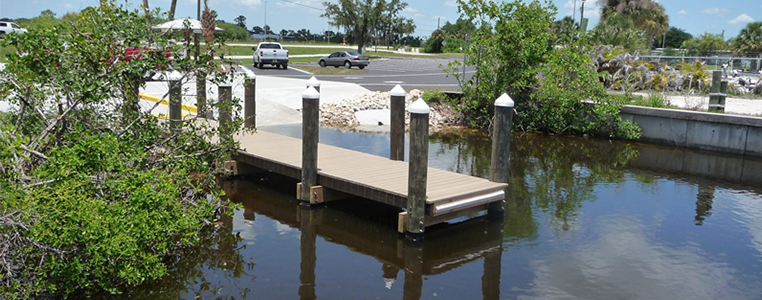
641, 4, 669, 51
598, 0, 659, 19
591, 14, 646, 51
426, 29, 447, 53
169, 0, 177, 20
553, 16, 578, 44
732, 22, 762, 70
598, 0, 669, 50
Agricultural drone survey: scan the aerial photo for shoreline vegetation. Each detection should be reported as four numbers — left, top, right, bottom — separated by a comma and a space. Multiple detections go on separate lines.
1, 3, 244, 298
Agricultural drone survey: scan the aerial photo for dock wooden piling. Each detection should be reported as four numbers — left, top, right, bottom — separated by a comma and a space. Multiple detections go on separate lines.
718, 80, 728, 113
244, 71, 257, 128
300, 86, 321, 204
218, 83, 232, 128
390, 85, 406, 161
196, 71, 208, 118
406, 99, 430, 242
488, 93, 514, 218
168, 71, 183, 131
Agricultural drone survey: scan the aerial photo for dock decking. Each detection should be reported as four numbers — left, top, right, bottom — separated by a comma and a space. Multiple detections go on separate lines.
235, 130, 507, 230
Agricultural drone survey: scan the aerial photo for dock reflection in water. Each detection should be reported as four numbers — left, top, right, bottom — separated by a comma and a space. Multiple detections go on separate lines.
224, 176, 506, 300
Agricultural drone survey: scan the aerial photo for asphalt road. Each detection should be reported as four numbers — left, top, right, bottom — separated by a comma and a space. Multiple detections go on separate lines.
238, 56, 475, 91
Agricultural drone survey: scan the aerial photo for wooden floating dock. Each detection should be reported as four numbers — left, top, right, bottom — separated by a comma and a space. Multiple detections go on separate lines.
235, 130, 508, 231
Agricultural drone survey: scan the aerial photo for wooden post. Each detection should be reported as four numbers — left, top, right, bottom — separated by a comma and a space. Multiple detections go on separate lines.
218, 82, 233, 142
406, 98, 429, 242
168, 71, 183, 131
300, 86, 320, 205
218, 83, 232, 126
306, 76, 321, 93
709, 70, 722, 112
196, 70, 208, 118
390, 84, 406, 161
488, 93, 514, 219
718, 80, 728, 113
244, 69, 257, 129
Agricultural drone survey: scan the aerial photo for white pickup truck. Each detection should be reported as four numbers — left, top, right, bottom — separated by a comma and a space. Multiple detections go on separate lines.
253, 42, 289, 69
0, 22, 27, 38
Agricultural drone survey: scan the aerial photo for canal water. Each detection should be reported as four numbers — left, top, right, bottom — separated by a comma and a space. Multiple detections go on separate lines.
120, 125, 762, 299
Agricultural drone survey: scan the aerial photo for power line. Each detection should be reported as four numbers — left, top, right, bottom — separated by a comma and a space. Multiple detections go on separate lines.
279, 0, 324, 11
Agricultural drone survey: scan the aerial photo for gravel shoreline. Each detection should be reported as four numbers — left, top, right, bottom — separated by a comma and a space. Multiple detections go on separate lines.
319, 89, 464, 132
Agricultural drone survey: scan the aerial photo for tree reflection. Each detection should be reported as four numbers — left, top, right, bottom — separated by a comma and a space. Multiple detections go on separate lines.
430, 131, 639, 234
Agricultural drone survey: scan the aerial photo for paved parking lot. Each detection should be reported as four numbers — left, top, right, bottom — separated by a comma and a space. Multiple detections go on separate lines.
240, 56, 474, 91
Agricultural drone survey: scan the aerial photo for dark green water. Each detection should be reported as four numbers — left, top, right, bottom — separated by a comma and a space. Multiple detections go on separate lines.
118, 125, 762, 300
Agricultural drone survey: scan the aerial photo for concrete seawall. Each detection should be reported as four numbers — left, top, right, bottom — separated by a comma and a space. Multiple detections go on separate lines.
620, 105, 762, 157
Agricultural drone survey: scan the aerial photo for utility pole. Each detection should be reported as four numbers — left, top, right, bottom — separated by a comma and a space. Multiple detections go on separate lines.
264, 1, 268, 41
437, 17, 440, 30
580, 0, 585, 25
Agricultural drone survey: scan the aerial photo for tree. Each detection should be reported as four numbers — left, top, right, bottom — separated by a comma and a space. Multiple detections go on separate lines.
659, 27, 692, 49
452, 0, 556, 127
597, 0, 669, 50
552, 16, 578, 45
251, 25, 264, 34
40, 9, 56, 18
322, 0, 410, 53
423, 29, 446, 53
216, 21, 251, 41
732, 22, 762, 56
731, 22, 762, 70
641, 3, 668, 50
234, 15, 247, 29
441, 18, 477, 38
591, 14, 646, 52
0, 2, 241, 298
681, 33, 728, 55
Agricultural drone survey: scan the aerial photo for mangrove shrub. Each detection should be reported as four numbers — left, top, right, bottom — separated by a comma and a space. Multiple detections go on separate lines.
0, 2, 242, 298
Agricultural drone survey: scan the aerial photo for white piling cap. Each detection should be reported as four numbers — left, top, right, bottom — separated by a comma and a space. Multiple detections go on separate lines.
303, 86, 320, 100
409, 98, 430, 114
306, 76, 321, 87
167, 70, 183, 81
390, 84, 406, 97
495, 93, 515, 108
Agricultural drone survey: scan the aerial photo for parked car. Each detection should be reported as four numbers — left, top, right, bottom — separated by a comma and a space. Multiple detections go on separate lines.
0, 22, 27, 38
318, 51, 369, 69
253, 42, 289, 69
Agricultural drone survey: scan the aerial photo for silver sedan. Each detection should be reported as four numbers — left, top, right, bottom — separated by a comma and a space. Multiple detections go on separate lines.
318, 51, 369, 69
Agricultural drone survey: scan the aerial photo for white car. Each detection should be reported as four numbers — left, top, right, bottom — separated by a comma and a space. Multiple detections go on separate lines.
0, 22, 27, 38
253, 42, 289, 69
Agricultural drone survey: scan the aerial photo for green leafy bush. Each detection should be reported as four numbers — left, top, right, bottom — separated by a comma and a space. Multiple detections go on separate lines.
0, 2, 242, 298
451, 0, 556, 128
519, 44, 640, 139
